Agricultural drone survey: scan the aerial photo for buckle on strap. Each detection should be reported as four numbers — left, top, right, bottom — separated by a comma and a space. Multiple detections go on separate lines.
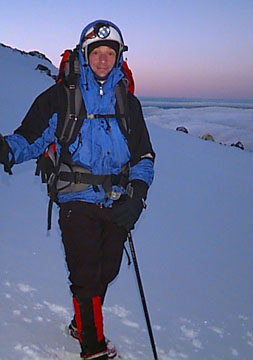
74, 171, 82, 184
69, 114, 78, 121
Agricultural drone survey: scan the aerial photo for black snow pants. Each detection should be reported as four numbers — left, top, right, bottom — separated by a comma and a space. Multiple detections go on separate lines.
58, 201, 127, 357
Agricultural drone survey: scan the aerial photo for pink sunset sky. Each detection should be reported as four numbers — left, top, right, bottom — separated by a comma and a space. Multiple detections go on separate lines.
1, 0, 253, 99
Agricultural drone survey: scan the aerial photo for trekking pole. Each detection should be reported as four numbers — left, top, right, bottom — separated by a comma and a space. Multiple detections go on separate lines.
127, 232, 159, 360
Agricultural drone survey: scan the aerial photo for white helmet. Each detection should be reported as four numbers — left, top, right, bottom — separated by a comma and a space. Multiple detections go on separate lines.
81, 20, 128, 65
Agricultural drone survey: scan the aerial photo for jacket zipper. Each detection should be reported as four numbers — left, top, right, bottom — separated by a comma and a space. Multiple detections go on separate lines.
98, 81, 110, 131
99, 83, 104, 97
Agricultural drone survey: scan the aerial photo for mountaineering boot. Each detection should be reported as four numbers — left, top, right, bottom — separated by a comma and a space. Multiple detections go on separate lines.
80, 349, 108, 359
69, 319, 118, 359
79, 336, 108, 359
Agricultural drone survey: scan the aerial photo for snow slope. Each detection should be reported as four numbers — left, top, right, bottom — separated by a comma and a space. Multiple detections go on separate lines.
1, 44, 253, 360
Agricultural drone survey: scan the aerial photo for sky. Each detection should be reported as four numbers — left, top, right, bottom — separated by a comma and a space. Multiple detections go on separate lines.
1, 0, 253, 98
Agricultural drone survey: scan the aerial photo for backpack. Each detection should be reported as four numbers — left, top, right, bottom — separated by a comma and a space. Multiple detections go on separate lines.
35, 47, 134, 229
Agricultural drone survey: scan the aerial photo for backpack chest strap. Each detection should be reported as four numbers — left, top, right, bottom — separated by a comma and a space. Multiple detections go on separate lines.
87, 114, 117, 119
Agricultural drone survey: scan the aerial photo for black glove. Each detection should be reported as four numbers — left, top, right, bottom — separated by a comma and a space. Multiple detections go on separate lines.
111, 179, 148, 231
0, 134, 14, 175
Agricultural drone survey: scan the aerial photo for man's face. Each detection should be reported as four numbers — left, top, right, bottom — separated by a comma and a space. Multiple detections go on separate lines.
89, 45, 116, 78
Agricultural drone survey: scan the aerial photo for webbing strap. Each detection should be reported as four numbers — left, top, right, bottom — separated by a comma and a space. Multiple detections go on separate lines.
87, 114, 117, 119
59, 172, 107, 185
58, 171, 128, 188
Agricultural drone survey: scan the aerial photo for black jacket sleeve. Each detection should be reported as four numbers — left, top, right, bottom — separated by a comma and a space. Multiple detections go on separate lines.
14, 84, 67, 144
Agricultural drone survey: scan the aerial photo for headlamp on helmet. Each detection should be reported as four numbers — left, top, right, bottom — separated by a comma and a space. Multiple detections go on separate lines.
81, 22, 128, 65
97, 25, 110, 39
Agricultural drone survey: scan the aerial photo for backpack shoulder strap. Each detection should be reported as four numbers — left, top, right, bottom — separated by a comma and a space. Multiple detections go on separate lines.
57, 48, 86, 147
115, 79, 130, 136
59, 85, 83, 144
